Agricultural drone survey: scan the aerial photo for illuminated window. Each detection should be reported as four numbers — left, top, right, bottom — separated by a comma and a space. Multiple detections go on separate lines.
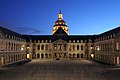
81, 40, 83, 43
116, 42, 119, 50
54, 44, 57, 51
73, 40, 75, 43
69, 40, 71, 43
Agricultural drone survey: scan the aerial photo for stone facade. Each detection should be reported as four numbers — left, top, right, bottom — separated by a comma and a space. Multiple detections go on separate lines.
0, 27, 27, 66
94, 27, 120, 65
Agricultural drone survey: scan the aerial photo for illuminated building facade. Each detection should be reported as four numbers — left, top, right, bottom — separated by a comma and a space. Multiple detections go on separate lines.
0, 11, 120, 66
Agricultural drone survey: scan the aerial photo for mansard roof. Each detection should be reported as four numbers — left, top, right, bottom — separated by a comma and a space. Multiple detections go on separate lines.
23, 34, 96, 43
0, 26, 24, 39
68, 35, 96, 43
99, 26, 120, 37
23, 35, 52, 42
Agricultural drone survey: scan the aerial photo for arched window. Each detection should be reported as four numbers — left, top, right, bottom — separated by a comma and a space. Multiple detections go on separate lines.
37, 45, 40, 50
41, 53, 44, 58
77, 45, 79, 50
73, 45, 75, 51
41, 45, 44, 50
45, 44, 48, 51
81, 45, 83, 50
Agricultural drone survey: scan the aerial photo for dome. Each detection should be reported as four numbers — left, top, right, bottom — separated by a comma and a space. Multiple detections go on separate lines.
52, 11, 69, 35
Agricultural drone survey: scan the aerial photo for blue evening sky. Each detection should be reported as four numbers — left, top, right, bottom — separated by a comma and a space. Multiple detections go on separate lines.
0, 0, 120, 35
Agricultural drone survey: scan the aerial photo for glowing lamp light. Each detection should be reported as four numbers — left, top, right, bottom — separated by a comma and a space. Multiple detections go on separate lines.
21, 47, 24, 50
91, 54, 94, 58
27, 54, 30, 58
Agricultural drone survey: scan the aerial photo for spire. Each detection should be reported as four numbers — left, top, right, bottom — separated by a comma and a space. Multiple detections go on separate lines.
58, 9, 63, 20
59, 9, 62, 14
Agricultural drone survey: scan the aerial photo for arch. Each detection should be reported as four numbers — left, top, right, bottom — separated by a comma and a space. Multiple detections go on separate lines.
49, 53, 52, 58
37, 53, 40, 58
77, 53, 80, 58
69, 53, 71, 58
81, 54, 83, 58
41, 53, 44, 59
73, 53, 75, 58
41, 45, 44, 50
45, 53, 48, 58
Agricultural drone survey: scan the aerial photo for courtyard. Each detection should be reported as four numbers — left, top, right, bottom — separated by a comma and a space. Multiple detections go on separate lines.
0, 59, 120, 80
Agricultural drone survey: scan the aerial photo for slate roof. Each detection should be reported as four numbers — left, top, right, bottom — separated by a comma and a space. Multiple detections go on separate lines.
53, 27, 68, 36
0, 26, 24, 39
99, 26, 120, 37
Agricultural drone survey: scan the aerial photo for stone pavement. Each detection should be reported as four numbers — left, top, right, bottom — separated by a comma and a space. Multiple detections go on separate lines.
0, 59, 120, 80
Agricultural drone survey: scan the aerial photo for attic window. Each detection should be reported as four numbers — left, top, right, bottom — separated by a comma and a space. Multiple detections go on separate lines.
69, 40, 71, 43
81, 40, 83, 43
41, 40, 44, 43
73, 40, 75, 43
49, 40, 51, 43
45, 40, 48, 43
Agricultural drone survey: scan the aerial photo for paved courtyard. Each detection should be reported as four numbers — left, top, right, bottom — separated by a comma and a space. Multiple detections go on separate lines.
0, 59, 120, 80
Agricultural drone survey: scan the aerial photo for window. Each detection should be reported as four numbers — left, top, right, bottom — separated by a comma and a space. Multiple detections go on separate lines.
45, 44, 48, 50
73, 45, 75, 51
37, 45, 40, 50
58, 44, 62, 51
73, 40, 75, 43
81, 45, 83, 50
116, 42, 119, 50
41, 45, 44, 50
54, 44, 57, 51
81, 40, 83, 43
1, 41, 4, 49
69, 45, 72, 51
77, 40, 79, 43
77, 45, 79, 50
64, 44, 67, 51
69, 40, 71, 43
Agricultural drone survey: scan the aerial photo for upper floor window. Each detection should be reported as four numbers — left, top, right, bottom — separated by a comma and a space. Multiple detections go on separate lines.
73, 40, 75, 43
116, 42, 119, 50
64, 44, 67, 51
45, 44, 48, 50
1, 41, 4, 49
81, 45, 83, 50
69, 45, 72, 51
77, 45, 79, 50
81, 40, 83, 43
41, 45, 44, 50
54, 44, 57, 51
69, 40, 71, 43
77, 40, 79, 43
58, 44, 62, 51
41, 40, 44, 43
73, 45, 75, 51
37, 45, 40, 50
